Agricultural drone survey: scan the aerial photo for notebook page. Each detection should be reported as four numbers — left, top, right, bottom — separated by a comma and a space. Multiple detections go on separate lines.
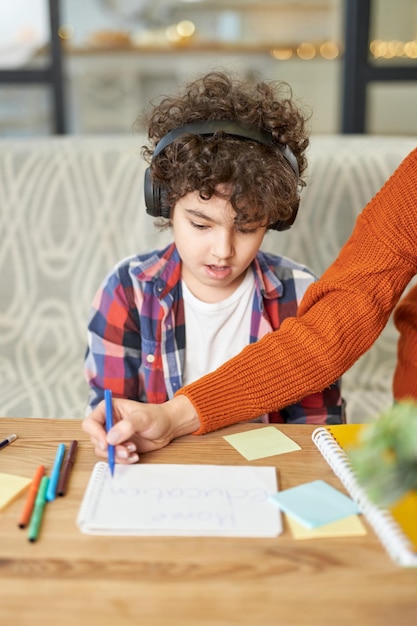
77, 462, 282, 537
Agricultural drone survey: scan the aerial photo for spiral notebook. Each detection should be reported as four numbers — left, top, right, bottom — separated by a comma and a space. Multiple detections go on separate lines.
312, 426, 417, 567
77, 462, 282, 537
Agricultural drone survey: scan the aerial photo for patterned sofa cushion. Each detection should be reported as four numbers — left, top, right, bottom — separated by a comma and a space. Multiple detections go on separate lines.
1, 134, 416, 421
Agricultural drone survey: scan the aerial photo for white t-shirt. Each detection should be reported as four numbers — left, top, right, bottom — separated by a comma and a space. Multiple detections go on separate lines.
182, 269, 255, 386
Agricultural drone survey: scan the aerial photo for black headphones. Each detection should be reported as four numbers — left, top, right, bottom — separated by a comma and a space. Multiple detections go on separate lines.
144, 120, 300, 231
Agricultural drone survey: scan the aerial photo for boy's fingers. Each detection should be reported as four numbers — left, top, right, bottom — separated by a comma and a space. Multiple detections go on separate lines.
82, 416, 105, 439
107, 418, 138, 445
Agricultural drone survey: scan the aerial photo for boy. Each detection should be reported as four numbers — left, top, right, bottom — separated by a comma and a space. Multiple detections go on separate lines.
84, 71, 342, 439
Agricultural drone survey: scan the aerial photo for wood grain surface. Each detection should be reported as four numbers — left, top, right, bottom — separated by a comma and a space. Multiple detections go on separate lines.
0, 418, 416, 626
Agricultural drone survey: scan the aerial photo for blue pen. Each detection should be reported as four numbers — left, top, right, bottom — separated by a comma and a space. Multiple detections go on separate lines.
105, 389, 115, 477
45, 443, 66, 502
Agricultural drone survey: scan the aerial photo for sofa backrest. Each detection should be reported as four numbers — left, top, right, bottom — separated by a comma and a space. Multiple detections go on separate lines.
1, 134, 416, 421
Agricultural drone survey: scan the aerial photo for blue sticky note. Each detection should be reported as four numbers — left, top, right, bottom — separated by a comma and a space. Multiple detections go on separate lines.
269, 480, 361, 529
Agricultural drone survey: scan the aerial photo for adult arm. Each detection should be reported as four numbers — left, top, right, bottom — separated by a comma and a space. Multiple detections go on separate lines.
393, 284, 417, 401
178, 147, 417, 433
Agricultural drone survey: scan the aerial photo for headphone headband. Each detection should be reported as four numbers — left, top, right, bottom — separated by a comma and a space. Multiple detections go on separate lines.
152, 120, 299, 179
144, 119, 300, 230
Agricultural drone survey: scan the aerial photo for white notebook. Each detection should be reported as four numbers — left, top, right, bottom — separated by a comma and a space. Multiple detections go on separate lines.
77, 462, 282, 537
312, 426, 417, 567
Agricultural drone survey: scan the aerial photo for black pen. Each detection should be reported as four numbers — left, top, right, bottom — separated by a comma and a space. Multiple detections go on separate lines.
57, 440, 78, 496
0, 434, 17, 450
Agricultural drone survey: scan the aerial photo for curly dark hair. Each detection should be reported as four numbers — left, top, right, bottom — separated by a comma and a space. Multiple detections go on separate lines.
139, 71, 310, 229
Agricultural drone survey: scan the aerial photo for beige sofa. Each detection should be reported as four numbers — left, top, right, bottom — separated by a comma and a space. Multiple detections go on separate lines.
1, 134, 416, 423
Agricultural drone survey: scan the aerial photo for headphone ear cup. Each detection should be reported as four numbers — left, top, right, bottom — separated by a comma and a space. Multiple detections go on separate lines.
144, 167, 157, 216
270, 197, 300, 231
144, 167, 170, 218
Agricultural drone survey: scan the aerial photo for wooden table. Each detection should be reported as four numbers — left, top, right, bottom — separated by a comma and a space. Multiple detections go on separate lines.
1, 418, 416, 626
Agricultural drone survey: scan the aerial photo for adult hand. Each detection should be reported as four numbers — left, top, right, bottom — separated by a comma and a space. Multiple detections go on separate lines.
82, 394, 200, 463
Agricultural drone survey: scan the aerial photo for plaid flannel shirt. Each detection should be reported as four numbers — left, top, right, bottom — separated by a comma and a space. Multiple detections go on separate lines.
85, 243, 343, 424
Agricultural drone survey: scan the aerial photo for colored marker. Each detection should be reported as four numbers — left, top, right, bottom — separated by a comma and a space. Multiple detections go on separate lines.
18, 464, 46, 529
0, 434, 17, 450
57, 440, 78, 496
105, 389, 115, 477
45, 443, 66, 502
28, 475, 49, 542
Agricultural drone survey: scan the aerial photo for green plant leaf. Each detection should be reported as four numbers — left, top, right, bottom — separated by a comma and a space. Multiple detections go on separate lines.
349, 400, 417, 507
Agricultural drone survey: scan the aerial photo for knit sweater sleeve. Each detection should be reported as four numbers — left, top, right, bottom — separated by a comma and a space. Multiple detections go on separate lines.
176, 148, 417, 434
393, 284, 417, 400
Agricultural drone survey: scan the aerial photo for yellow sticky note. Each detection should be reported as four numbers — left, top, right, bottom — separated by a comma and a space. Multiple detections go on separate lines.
286, 514, 367, 540
390, 491, 417, 551
224, 426, 301, 461
0, 472, 32, 511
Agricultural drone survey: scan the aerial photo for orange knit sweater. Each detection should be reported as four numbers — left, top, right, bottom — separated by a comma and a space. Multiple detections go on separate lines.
177, 147, 417, 434
393, 284, 417, 400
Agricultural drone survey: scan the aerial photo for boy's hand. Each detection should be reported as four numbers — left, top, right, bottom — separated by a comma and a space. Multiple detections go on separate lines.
82, 395, 200, 463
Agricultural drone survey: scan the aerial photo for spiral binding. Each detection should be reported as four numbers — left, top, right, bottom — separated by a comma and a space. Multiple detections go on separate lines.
76, 462, 107, 533
312, 427, 417, 568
